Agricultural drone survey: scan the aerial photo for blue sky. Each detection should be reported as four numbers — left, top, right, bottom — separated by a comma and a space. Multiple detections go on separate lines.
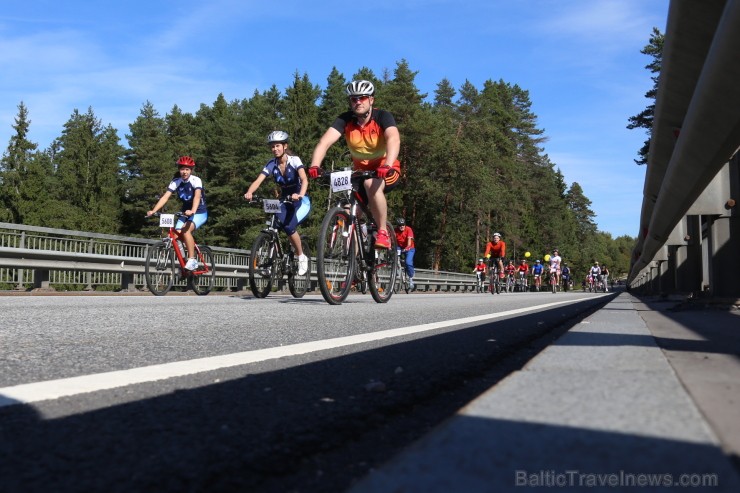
0, 0, 668, 238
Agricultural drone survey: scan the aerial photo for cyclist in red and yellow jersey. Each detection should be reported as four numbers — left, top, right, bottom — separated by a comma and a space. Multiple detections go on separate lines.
484, 233, 506, 279
308, 80, 401, 249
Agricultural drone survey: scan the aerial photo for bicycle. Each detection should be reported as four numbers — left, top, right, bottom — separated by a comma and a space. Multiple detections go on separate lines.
515, 271, 528, 292
505, 272, 515, 293
314, 168, 397, 305
549, 269, 559, 294
488, 260, 501, 295
587, 275, 596, 292
247, 196, 311, 299
561, 272, 571, 292
395, 249, 411, 294
474, 271, 486, 293
533, 274, 542, 292
144, 212, 216, 296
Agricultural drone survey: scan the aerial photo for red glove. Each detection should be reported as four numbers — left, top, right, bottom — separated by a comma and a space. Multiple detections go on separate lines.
308, 167, 320, 179
375, 166, 391, 179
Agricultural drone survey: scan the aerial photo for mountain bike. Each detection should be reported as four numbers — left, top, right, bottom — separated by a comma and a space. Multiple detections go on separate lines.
516, 271, 528, 292
533, 273, 542, 292
394, 249, 411, 294
474, 271, 486, 293
561, 272, 571, 292
488, 260, 501, 295
144, 212, 216, 296
549, 268, 559, 294
247, 197, 311, 298
505, 272, 515, 293
313, 168, 397, 305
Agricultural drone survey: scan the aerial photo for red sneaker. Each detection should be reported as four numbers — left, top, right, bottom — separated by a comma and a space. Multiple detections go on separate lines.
375, 229, 391, 249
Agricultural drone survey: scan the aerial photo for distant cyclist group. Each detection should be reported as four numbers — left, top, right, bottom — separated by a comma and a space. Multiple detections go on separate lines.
470, 233, 610, 294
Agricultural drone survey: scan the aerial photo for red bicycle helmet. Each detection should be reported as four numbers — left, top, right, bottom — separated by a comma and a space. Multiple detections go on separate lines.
177, 156, 196, 167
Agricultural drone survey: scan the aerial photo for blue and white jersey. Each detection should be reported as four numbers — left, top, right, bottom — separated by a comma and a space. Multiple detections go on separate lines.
261, 155, 305, 198
167, 175, 207, 213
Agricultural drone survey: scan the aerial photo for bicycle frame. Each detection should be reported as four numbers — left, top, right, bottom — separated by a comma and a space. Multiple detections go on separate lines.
396, 249, 410, 293
158, 214, 210, 277
145, 212, 215, 296
322, 171, 384, 279
488, 261, 501, 294
315, 168, 397, 304
253, 199, 292, 278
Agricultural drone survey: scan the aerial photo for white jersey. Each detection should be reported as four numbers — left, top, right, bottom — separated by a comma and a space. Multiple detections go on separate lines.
549, 255, 561, 271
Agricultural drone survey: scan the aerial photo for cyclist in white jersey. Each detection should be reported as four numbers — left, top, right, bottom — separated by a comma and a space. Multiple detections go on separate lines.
549, 248, 562, 288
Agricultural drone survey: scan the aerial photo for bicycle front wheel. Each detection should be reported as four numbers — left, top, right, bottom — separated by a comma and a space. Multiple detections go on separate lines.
288, 237, 311, 298
249, 232, 277, 298
316, 208, 355, 305
369, 224, 397, 303
145, 243, 175, 296
189, 245, 215, 295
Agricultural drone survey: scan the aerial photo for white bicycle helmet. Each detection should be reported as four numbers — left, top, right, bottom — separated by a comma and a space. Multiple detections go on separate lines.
267, 130, 289, 144
346, 80, 375, 97
493, 232, 501, 238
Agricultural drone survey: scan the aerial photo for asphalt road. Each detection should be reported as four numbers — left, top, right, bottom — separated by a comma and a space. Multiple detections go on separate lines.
0, 290, 615, 493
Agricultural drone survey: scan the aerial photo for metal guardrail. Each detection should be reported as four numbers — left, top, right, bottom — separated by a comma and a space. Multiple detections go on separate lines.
0, 222, 480, 293
628, 1, 740, 297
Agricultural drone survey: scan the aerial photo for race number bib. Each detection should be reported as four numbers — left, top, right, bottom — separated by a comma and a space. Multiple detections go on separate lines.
263, 199, 281, 214
330, 170, 352, 192
159, 214, 175, 228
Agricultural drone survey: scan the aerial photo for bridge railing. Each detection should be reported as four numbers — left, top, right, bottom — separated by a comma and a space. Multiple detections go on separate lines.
0, 222, 479, 293
628, 0, 740, 298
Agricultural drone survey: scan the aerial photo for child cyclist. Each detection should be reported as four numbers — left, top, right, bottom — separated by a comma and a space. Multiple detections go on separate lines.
244, 131, 310, 276
473, 257, 487, 288
147, 156, 208, 271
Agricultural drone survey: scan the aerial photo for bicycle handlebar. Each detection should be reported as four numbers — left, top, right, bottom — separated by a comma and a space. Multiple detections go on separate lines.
145, 212, 187, 219
247, 196, 295, 205
312, 168, 395, 183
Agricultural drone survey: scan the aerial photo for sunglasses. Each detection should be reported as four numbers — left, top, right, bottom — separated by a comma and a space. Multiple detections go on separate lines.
349, 95, 370, 103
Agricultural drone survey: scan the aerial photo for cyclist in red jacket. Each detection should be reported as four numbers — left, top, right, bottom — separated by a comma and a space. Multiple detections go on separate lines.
484, 232, 506, 279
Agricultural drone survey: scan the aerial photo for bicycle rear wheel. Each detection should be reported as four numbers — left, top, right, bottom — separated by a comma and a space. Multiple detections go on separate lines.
288, 237, 311, 298
189, 245, 215, 295
249, 232, 277, 298
145, 243, 175, 296
316, 208, 355, 305
369, 224, 397, 303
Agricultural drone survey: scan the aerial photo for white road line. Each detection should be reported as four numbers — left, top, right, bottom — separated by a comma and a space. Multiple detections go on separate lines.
0, 296, 604, 407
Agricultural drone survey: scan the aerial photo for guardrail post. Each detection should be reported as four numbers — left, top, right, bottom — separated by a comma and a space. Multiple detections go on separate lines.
32, 269, 51, 290
85, 238, 94, 291
16, 232, 26, 290
675, 215, 702, 294
120, 273, 136, 292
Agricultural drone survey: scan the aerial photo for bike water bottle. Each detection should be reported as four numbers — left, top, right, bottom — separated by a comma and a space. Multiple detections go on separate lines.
176, 240, 185, 258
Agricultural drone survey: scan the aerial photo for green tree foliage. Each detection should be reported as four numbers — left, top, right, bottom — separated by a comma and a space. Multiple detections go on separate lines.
0, 102, 37, 223
3, 60, 635, 277
121, 101, 173, 236
53, 107, 124, 232
627, 27, 664, 165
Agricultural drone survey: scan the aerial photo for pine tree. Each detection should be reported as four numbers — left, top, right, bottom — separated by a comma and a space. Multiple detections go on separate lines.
53, 107, 124, 232
121, 101, 174, 236
0, 102, 37, 223
627, 27, 664, 165
196, 94, 248, 246
282, 71, 322, 161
